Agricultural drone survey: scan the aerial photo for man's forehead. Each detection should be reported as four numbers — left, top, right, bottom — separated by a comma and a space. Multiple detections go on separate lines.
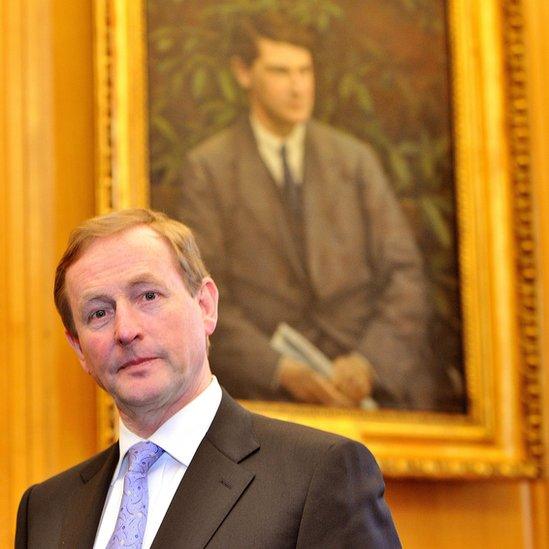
78, 225, 163, 259
256, 36, 313, 63
66, 226, 175, 283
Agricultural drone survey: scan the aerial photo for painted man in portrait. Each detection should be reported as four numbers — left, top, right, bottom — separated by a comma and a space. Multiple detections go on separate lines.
171, 11, 437, 410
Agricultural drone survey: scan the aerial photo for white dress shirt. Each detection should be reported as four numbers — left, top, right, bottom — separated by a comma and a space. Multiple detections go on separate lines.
250, 116, 306, 186
93, 377, 222, 549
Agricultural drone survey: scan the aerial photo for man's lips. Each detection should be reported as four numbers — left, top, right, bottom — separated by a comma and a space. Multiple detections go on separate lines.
118, 357, 157, 372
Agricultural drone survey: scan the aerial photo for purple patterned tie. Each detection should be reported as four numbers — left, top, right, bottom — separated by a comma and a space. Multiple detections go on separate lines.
106, 441, 164, 548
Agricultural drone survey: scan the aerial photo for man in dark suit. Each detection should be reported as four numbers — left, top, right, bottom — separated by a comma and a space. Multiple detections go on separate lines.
173, 12, 435, 410
16, 208, 400, 548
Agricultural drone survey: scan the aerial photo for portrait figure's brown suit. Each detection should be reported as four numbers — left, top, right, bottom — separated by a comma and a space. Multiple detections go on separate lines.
175, 118, 434, 409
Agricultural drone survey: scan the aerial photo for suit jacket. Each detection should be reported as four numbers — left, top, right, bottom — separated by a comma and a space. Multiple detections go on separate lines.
160, 118, 435, 409
16, 391, 400, 548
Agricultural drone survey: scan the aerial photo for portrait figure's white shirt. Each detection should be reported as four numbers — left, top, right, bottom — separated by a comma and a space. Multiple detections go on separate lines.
251, 115, 306, 186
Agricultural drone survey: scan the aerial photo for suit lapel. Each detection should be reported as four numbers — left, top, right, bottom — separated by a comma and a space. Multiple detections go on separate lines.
234, 120, 307, 280
151, 391, 258, 549
59, 444, 119, 548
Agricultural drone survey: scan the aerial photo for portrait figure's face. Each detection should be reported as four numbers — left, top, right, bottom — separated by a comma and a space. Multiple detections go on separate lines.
233, 37, 315, 136
64, 225, 218, 416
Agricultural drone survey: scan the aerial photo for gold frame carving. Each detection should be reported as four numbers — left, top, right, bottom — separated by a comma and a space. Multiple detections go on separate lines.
94, 0, 544, 478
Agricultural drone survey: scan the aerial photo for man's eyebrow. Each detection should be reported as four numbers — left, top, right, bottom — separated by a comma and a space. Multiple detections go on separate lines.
127, 273, 166, 288
264, 60, 313, 69
77, 274, 166, 306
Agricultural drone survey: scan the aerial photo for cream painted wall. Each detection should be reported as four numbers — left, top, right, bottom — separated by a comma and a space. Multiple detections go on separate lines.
1, 0, 547, 546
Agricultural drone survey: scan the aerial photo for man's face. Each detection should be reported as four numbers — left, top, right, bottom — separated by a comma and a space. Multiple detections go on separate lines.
64, 226, 218, 418
233, 37, 315, 136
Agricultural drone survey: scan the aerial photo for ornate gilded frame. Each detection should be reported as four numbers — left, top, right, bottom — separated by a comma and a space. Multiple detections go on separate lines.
94, 0, 544, 478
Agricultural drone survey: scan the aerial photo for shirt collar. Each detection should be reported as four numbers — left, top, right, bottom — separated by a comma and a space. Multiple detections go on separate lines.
250, 115, 306, 155
111, 376, 222, 485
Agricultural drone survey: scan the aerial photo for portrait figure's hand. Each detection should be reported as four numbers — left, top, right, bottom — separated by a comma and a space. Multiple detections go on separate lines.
277, 356, 355, 408
331, 353, 374, 405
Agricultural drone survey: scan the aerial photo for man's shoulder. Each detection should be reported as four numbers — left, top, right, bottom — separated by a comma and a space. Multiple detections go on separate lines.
250, 408, 372, 459
307, 119, 390, 186
187, 119, 249, 163
27, 444, 116, 498
244, 411, 382, 488
215, 390, 374, 463
308, 119, 378, 159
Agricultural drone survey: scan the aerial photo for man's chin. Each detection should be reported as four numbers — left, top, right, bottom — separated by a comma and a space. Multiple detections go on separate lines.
266, 109, 312, 135
112, 381, 171, 411
284, 112, 310, 126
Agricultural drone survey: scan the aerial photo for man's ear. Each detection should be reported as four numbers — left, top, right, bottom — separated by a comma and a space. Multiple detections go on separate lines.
197, 277, 219, 336
65, 330, 90, 374
230, 55, 252, 90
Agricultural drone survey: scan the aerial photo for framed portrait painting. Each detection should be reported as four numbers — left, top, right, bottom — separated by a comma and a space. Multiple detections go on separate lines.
94, 0, 544, 478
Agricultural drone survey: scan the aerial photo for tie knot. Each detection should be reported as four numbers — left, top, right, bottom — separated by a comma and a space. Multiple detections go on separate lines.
127, 441, 163, 474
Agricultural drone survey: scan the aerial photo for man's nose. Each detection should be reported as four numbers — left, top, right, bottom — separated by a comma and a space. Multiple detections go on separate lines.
289, 71, 311, 92
290, 73, 306, 92
114, 303, 142, 346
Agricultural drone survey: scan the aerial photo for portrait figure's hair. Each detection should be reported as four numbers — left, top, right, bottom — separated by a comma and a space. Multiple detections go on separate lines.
54, 208, 209, 337
231, 10, 317, 66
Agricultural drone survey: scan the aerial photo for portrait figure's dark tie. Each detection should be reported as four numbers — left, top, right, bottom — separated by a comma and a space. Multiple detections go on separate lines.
106, 441, 164, 549
280, 144, 301, 220
279, 143, 307, 261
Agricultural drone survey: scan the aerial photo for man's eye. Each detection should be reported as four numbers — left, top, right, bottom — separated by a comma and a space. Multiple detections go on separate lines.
90, 309, 106, 320
144, 291, 157, 301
